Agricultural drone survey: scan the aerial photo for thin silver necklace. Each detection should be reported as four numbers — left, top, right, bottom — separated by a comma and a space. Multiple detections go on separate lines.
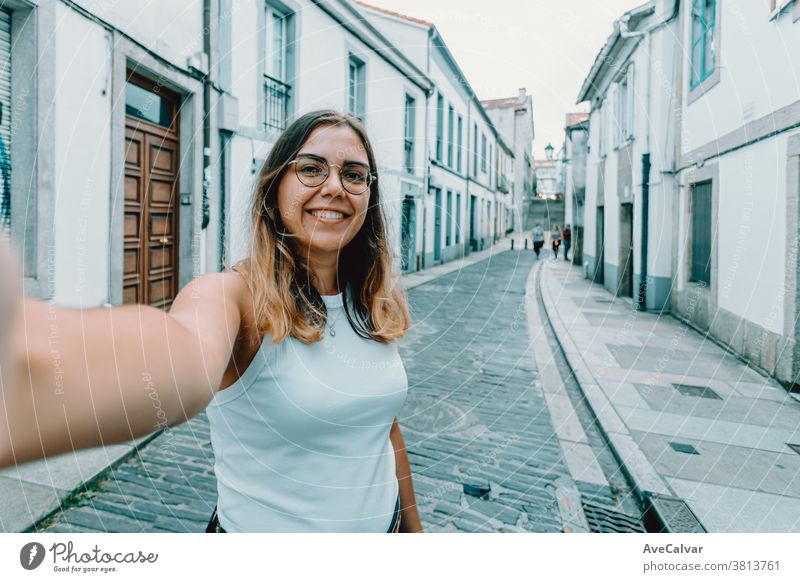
327, 307, 343, 336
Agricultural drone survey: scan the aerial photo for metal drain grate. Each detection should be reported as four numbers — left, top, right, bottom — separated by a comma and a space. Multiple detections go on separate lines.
673, 383, 722, 400
645, 494, 706, 532
582, 503, 646, 533
670, 442, 700, 455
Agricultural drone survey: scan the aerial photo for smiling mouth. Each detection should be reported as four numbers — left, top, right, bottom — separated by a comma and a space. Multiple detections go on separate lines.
306, 209, 350, 222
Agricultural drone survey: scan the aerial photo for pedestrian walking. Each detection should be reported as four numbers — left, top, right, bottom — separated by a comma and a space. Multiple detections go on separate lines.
532, 223, 544, 258
0, 110, 422, 533
562, 224, 572, 261
551, 224, 562, 259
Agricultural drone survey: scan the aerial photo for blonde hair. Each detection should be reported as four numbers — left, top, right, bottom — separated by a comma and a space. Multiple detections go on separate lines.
236, 110, 410, 345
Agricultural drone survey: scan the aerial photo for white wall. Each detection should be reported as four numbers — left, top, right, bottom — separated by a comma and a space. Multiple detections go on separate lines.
73, 0, 203, 71
681, 1, 800, 155
53, 4, 112, 307
707, 134, 786, 334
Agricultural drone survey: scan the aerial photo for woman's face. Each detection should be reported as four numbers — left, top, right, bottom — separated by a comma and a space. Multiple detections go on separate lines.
276, 124, 372, 257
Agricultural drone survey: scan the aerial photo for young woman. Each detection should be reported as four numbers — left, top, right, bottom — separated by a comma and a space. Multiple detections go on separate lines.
0, 110, 423, 533
551, 224, 562, 259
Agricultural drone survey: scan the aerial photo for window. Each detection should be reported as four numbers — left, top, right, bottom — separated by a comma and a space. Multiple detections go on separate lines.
404, 95, 415, 172
472, 122, 478, 177
489, 142, 493, 184
435, 93, 444, 162
690, 0, 716, 89
690, 180, 712, 285
447, 105, 454, 167
0, 7, 10, 238
597, 101, 606, 157
347, 55, 366, 120
481, 133, 487, 173
446, 190, 452, 246
457, 115, 463, 172
615, 66, 634, 145
455, 193, 461, 244
264, 4, 292, 130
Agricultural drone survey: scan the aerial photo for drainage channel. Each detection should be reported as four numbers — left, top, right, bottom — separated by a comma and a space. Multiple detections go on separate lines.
534, 266, 647, 533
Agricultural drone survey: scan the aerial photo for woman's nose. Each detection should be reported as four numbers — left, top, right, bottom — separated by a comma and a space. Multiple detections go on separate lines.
320, 168, 346, 197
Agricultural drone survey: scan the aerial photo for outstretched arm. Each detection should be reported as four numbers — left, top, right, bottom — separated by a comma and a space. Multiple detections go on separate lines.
0, 247, 245, 468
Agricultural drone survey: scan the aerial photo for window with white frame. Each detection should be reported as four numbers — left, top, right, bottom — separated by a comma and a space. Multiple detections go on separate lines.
597, 101, 606, 158
481, 133, 487, 173
435, 93, 444, 162
457, 114, 463, 172
615, 66, 634, 145
472, 122, 478, 177
404, 94, 415, 173
347, 55, 366, 120
264, 3, 292, 130
690, 0, 716, 89
447, 104, 454, 167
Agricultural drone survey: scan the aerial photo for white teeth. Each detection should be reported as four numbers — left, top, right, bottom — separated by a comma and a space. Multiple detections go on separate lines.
310, 210, 346, 220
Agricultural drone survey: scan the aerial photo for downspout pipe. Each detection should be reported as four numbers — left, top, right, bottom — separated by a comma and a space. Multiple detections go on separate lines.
638, 153, 651, 311
201, 0, 212, 231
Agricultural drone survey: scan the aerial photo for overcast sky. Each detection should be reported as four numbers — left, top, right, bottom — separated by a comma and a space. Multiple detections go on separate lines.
364, 0, 644, 158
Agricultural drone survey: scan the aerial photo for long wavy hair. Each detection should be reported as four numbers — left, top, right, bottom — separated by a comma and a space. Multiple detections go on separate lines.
237, 109, 410, 345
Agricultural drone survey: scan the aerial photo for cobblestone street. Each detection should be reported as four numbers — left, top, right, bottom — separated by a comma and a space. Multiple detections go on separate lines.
397, 251, 579, 532
38, 251, 596, 533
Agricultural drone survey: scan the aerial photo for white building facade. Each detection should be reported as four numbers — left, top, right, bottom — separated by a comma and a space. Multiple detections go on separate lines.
221, 0, 432, 273
578, 0, 800, 385
360, 3, 514, 265
672, 0, 800, 385
578, 0, 679, 311
483, 89, 535, 235
563, 113, 589, 264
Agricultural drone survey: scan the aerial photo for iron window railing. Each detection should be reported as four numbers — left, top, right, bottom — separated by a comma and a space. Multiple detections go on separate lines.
264, 74, 291, 131
404, 139, 414, 173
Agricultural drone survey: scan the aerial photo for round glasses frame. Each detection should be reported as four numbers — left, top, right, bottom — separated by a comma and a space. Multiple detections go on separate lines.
287, 157, 374, 195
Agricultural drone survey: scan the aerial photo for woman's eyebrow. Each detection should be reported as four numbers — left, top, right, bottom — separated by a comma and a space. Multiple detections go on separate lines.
296, 152, 369, 168
343, 160, 369, 169
296, 152, 326, 161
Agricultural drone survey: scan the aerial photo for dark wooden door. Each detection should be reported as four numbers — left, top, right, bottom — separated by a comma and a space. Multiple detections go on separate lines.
595, 206, 605, 284
123, 83, 180, 309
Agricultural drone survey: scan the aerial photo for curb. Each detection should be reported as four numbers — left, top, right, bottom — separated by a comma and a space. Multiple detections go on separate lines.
535, 262, 707, 531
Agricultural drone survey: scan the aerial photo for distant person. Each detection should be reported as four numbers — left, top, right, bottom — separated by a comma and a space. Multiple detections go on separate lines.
562, 224, 572, 261
532, 223, 544, 258
551, 224, 561, 259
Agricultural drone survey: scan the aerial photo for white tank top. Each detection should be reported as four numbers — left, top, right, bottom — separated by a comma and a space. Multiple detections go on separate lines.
206, 291, 409, 532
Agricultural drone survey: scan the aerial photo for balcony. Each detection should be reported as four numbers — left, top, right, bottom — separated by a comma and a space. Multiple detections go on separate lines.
404, 139, 414, 173
497, 174, 510, 194
263, 74, 291, 131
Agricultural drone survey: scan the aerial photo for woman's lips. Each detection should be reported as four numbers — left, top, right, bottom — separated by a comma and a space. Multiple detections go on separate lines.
305, 209, 350, 224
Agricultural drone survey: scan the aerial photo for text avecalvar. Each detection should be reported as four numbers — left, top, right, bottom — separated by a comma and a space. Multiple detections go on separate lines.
643, 544, 703, 554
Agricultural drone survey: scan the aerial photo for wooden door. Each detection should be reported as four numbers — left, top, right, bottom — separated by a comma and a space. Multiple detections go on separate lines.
123, 77, 180, 309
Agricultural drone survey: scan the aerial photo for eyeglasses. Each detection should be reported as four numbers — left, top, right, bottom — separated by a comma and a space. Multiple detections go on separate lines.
287, 155, 374, 195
